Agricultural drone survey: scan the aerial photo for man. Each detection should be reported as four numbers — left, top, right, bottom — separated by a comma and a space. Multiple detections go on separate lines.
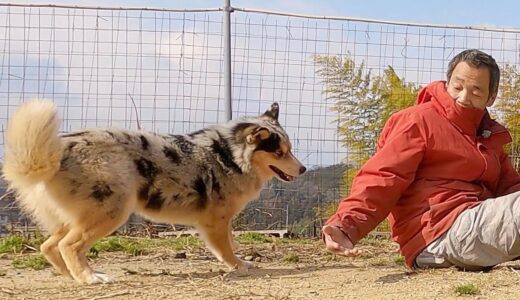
323, 49, 520, 270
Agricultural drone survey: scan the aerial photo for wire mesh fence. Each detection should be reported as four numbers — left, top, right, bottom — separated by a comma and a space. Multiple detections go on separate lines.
0, 3, 519, 237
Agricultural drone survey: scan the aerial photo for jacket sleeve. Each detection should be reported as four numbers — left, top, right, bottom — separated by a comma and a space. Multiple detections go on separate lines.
496, 150, 520, 196
326, 113, 426, 245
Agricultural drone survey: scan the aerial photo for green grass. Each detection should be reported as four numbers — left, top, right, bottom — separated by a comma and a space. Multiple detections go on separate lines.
358, 236, 389, 247
0, 235, 25, 254
121, 241, 148, 256
273, 238, 314, 245
282, 252, 300, 263
368, 257, 389, 267
393, 255, 405, 265
157, 236, 202, 251
454, 283, 479, 296
236, 232, 273, 244
87, 236, 203, 258
0, 234, 45, 254
12, 255, 50, 270
88, 236, 149, 257
241, 247, 262, 258
0, 235, 203, 260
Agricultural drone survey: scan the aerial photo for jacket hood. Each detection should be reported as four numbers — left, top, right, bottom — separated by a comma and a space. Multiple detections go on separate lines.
417, 80, 492, 137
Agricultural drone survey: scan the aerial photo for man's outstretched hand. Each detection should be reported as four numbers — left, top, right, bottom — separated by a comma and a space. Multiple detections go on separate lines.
322, 225, 361, 256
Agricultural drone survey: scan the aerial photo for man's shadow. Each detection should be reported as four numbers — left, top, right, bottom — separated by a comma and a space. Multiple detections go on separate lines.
375, 271, 416, 284
130, 263, 360, 281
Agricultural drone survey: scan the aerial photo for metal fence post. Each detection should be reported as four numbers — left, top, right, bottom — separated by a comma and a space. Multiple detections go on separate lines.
223, 0, 233, 121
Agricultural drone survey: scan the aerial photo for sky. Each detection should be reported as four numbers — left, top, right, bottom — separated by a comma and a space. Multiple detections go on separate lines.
5, 0, 520, 29
0, 1, 519, 167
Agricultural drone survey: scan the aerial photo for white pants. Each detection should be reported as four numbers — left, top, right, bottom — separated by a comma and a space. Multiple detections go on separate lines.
415, 191, 520, 271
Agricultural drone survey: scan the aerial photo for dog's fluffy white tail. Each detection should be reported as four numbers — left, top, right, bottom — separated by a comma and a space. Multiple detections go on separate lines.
2, 100, 63, 190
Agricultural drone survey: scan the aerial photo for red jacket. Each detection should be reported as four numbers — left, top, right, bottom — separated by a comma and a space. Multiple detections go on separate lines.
326, 80, 520, 268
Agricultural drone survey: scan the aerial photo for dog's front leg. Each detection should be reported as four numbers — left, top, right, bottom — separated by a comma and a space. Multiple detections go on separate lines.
228, 224, 240, 251
198, 221, 253, 271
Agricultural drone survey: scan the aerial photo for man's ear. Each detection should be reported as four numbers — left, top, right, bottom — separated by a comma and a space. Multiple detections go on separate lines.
246, 127, 270, 144
486, 93, 497, 107
261, 102, 279, 121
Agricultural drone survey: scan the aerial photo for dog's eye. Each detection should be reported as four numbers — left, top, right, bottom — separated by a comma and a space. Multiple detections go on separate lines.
275, 150, 284, 157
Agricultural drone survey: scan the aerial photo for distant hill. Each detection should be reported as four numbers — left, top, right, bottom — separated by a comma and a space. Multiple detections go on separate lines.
0, 163, 350, 236
236, 164, 349, 232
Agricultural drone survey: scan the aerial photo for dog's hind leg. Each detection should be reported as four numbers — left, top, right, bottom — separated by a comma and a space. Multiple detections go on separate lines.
40, 225, 71, 277
57, 200, 133, 284
198, 220, 253, 271
18, 186, 73, 277
58, 217, 127, 284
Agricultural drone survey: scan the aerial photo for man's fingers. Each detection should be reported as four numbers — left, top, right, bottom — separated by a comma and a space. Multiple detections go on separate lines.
323, 225, 361, 257
322, 225, 335, 236
343, 248, 361, 257
324, 233, 345, 252
326, 243, 361, 257
325, 234, 359, 256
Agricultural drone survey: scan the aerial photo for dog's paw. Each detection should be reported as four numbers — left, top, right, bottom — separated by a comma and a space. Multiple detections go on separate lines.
230, 260, 256, 276
86, 272, 113, 284
225, 259, 255, 272
237, 260, 255, 271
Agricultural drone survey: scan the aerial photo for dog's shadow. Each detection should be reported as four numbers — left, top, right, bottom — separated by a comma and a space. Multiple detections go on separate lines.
374, 271, 417, 284
134, 264, 359, 281
227, 264, 359, 281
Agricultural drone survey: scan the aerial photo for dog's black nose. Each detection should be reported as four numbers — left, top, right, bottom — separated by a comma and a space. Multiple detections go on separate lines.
299, 166, 307, 174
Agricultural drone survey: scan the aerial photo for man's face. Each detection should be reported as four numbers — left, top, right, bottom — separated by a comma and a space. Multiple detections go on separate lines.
446, 61, 496, 110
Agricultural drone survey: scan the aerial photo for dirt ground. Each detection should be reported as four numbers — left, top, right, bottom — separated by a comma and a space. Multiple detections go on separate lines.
1, 238, 520, 300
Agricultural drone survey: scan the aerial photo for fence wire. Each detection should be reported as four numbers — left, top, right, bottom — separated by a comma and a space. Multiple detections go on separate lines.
0, 3, 519, 237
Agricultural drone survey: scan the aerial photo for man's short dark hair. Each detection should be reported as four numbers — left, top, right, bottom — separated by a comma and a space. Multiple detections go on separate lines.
447, 49, 500, 98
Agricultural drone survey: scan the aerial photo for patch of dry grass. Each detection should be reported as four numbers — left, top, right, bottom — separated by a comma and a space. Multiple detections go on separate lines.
2, 234, 520, 299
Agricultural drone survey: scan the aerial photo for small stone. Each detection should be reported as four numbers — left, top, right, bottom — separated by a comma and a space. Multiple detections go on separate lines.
195, 255, 211, 260
244, 255, 254, 261
255, 257, 262, 262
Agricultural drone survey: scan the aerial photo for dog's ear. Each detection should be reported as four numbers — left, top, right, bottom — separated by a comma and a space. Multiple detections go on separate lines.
261, 102, 279, 121
246, 126, 271, 144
